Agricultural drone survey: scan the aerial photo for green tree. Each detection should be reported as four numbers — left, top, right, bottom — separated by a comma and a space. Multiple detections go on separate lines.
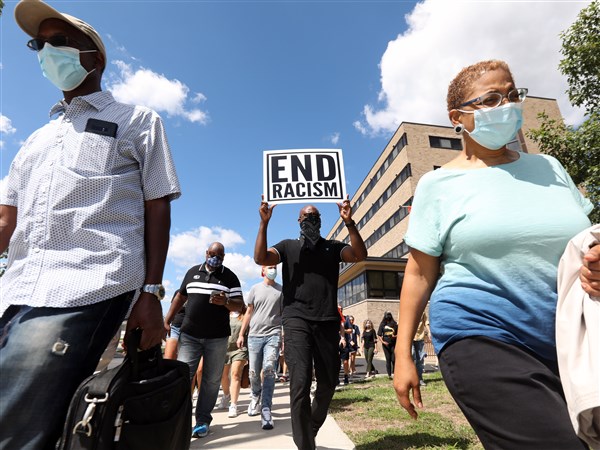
0, 1, 4, 16
527, 0, 599, 224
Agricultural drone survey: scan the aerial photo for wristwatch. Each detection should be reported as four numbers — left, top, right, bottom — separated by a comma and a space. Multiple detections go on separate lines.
141, 284, 166, 300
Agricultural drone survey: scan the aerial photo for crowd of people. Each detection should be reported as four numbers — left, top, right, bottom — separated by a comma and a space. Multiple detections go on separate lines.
0, 1, 598, 450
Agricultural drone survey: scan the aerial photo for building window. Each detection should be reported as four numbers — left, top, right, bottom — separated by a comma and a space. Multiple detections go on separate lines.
337, 272, 367, 307
383, 240, 409, 259
364, 198, 413, 249
354, 133, 408, 211
429, 136, 462, 150
366, 270, 400, 299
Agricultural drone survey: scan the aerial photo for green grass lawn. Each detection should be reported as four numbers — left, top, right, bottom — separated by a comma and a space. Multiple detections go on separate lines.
329, 373, 483, 450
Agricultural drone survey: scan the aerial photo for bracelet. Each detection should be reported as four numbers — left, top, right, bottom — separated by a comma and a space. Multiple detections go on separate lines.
344, 220, 355, 227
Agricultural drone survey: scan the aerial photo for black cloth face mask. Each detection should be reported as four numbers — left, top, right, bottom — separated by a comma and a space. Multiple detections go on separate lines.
300, 214, 321, 251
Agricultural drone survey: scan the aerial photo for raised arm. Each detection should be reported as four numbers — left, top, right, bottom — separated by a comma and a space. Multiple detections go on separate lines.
254, 196, 280, 266
393, 248, 440, 419
338, 197, 367, 263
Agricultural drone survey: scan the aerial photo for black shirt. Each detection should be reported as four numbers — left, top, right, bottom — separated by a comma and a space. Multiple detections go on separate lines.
179, 263, 242, 339
171, 306, 185, 328
362, 328, 376, 349
273, 237, 347, 321
378, 320, 398, 345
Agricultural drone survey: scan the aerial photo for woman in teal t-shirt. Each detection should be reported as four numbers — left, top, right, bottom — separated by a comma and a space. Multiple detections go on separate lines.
393, 60, 592, 449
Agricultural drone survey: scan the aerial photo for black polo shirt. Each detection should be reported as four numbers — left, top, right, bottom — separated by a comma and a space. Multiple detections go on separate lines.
179, 263, 243, 339
272, 237, 347, 321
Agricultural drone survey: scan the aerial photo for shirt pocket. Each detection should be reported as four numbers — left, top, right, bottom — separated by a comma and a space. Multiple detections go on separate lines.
62, 132, 118, 177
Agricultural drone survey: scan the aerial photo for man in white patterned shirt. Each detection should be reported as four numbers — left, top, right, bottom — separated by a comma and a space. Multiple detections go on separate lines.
0, 1, 180, 448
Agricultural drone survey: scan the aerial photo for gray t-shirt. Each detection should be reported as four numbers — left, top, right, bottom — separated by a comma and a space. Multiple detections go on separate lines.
246, 281, 283, 336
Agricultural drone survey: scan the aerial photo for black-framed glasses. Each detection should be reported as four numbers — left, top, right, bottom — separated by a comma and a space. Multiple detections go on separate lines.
459, 88, 528, 110
26, 36, 87, 52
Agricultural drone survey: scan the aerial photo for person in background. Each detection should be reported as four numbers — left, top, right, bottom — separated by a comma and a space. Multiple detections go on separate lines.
164, 290, 184, 360
218, 308, 248, 418
378, 311, 397, 378
164, 242, 245, 439
412, 309, 431, 386
338, 305, 352, 385
254, 199, 367, 450
278, 329, 289, 382
237, 265, 283, 430
393, 60, 592, 449
163, 290, 206, 398
0, 2, 180, 448
361, 319, 378, 379
348, 316, 361, 376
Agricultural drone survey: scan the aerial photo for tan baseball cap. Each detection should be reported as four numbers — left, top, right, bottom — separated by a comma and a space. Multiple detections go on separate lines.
14, 0, 106, 60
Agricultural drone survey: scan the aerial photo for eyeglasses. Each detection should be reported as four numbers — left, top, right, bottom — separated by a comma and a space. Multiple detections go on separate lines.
459, 88, 528, 110
27, 36, 88, 52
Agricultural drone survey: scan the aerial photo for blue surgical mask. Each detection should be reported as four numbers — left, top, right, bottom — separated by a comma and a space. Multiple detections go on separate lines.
38, 44, 96, 92
265, 268, 277, 280
465, 102, 523, 150
206, 255, 223, 269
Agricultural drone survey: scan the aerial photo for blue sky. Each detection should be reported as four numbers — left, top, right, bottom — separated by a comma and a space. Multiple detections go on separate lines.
0, 0, 589, 311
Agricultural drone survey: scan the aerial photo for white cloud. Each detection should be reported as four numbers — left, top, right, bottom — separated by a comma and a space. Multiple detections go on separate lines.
329, 132, 340, 145
107, 61, 209, 125
168, 225, 263, 293
168, 225, 245, 269
1, 114, 17, 135
356, 0, 586, 135
192, 93, 207, 104
0, 114, 17, 149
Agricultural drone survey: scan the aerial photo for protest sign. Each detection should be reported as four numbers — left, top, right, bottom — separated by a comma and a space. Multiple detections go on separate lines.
263, 149, 347, 204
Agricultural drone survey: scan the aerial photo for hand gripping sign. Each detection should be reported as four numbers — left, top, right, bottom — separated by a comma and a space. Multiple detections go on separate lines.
263, 149, 347, 204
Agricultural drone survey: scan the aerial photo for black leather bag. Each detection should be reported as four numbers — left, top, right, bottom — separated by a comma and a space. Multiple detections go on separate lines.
59, 329, 191, 450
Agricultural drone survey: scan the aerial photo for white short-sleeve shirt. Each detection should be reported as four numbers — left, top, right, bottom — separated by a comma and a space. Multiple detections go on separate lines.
0, 91, 181, 316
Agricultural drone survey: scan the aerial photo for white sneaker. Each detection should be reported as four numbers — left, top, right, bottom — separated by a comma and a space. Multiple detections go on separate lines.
228, 404, 238, 418
216, 393, 230, 409
261, 407, 274, 430
248, 395, 261, 416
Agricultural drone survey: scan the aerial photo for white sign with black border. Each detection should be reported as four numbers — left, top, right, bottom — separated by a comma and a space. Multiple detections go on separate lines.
263, 149, 347, 204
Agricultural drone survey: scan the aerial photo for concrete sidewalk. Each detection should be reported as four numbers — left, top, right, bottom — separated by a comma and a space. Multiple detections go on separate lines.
189, 354, 439, 449
189, 381, 355, 450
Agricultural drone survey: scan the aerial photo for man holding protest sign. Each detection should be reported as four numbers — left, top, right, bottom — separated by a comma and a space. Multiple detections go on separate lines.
254, 197, 367, 450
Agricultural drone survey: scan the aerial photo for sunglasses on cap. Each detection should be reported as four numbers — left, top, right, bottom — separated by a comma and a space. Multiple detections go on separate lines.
27, 36, 90, 52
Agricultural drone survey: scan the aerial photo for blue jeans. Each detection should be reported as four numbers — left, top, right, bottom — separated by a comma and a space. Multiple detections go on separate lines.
247, 333, 281, 410
177, 332, 228, 425
0, 293, 133, 450
412, 340, 426, 380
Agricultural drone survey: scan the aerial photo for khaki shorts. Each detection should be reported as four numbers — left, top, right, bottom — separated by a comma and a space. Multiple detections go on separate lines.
225, 348, 248, 365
